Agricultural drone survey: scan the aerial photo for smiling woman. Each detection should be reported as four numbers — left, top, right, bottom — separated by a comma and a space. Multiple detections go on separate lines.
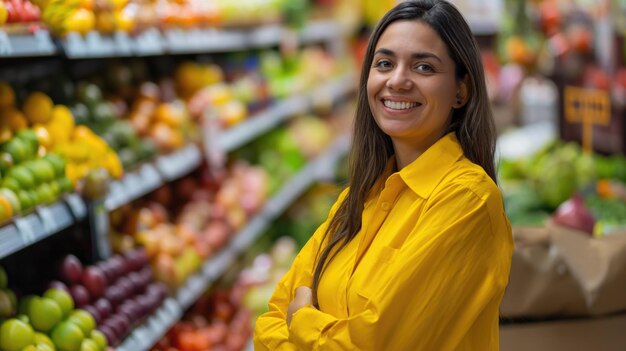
367, 20, 467, 168
253, 1, 513, 350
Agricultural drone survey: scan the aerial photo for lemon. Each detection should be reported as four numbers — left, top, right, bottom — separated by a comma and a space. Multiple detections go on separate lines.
23, 92, 54, 124
50, 104, 75, 131
64, 8, 95, 35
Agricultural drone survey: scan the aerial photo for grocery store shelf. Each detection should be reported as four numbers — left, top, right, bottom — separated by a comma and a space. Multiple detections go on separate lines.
11, 19, 348, 60
0, 194, 86, 260
118, 135, 350, 350
0, 30, 57, 57
155, 144, 203, 181
105, 144, 202, 211
219, 72, 356, 152
116, 298, 182, 351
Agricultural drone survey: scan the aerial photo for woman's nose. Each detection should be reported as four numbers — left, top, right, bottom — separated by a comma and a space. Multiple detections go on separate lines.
386, 67, 413, 91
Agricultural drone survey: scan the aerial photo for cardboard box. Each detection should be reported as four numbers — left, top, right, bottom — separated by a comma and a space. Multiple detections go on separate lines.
500, 313, 626, 351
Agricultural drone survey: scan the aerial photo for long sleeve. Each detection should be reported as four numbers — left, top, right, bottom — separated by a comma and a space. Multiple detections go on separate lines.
253, 189, 348, 350
287, 182, 513, 350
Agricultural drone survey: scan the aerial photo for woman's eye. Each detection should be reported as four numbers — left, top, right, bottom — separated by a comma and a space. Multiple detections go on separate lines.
374, 60, 392, 69
415, 64, 434, 73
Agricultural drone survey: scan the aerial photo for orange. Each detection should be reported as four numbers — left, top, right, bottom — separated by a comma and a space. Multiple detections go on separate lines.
0, 195, 13, 219
71, 125, 94, 141
0, 82, 15, 108
79, 0, 93, 10
3, 109, 28, 131
23, 92, 53, 124
0, 124, 11, 143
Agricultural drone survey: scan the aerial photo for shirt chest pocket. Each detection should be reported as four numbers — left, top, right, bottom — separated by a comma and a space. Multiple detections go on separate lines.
348, 245, 399, 313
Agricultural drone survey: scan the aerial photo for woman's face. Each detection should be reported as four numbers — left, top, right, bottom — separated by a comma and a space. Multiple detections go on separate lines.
367, 20, 465, 155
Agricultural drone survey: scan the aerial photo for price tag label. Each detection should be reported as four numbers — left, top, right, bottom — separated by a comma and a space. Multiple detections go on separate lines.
37, 206, 57, 235
0, 224, 22, 259
0, 31, 12, 56
14, 217, 36, 244
123, 171, 143, 200
65, 32, 86, 58
136, 28, 163, 55
140, 164, 162, 192
65, 193, 87, 220
33, 30, 54, 53
114, 31, 133, 55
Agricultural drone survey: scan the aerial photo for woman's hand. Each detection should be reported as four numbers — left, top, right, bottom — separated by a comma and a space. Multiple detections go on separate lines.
287, 286, 313, 327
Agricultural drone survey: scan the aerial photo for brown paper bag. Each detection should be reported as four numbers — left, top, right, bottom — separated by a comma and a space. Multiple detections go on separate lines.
500, 223, 626, 318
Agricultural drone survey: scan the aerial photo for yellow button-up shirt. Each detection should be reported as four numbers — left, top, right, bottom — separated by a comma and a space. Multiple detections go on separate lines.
254, 133, 513, 350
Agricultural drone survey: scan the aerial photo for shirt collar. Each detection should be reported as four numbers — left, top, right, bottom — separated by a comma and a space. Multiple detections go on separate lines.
397, 132, 464, 199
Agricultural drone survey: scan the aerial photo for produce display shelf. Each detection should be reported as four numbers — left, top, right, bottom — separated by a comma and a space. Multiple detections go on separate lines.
117, 134, 350, 351
116, 298, 182, 351
219, 72, 356, 152
0, 30, 57, 58
0, 193, 86, 260
105, 144, 202, 211
53, 19, 348, 59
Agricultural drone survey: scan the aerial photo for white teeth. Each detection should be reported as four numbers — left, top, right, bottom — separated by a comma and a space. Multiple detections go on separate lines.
383, 100, 418, 110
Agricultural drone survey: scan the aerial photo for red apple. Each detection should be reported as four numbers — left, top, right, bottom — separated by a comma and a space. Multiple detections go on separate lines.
48, 280, 70, 293
82, 266, 107, 299
59, 255, 84, 285
98, 325, 119, 347
70, 285, 91, 307
83, 305, 103, 325
104, 285, 124, 307
94, 298, 113, 320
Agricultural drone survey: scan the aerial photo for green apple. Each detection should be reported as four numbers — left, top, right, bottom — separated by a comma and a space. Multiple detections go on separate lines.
51, 321, 84, 351
89, 330, 107, 351
18, 295, 37, 315
33, 332, 55, 349
67, 310, 95, 336
80, 339, 99, 351
0, 318, 35, 351
27, 297, 63, 333
43, 289, 74, 317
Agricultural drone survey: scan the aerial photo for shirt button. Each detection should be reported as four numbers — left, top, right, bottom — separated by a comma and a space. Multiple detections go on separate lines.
381, 202, 391, 211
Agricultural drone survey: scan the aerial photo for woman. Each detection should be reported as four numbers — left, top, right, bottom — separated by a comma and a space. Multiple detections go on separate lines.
254, 1, 513, 350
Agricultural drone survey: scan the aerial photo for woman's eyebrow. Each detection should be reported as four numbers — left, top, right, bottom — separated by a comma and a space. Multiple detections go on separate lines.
374, 48, 442, 63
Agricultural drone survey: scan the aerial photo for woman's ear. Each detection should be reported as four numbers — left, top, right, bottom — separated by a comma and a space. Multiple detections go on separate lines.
454, 75, 469, 108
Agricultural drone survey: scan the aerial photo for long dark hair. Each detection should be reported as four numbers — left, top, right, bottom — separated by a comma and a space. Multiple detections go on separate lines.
311, 0, 497, 307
